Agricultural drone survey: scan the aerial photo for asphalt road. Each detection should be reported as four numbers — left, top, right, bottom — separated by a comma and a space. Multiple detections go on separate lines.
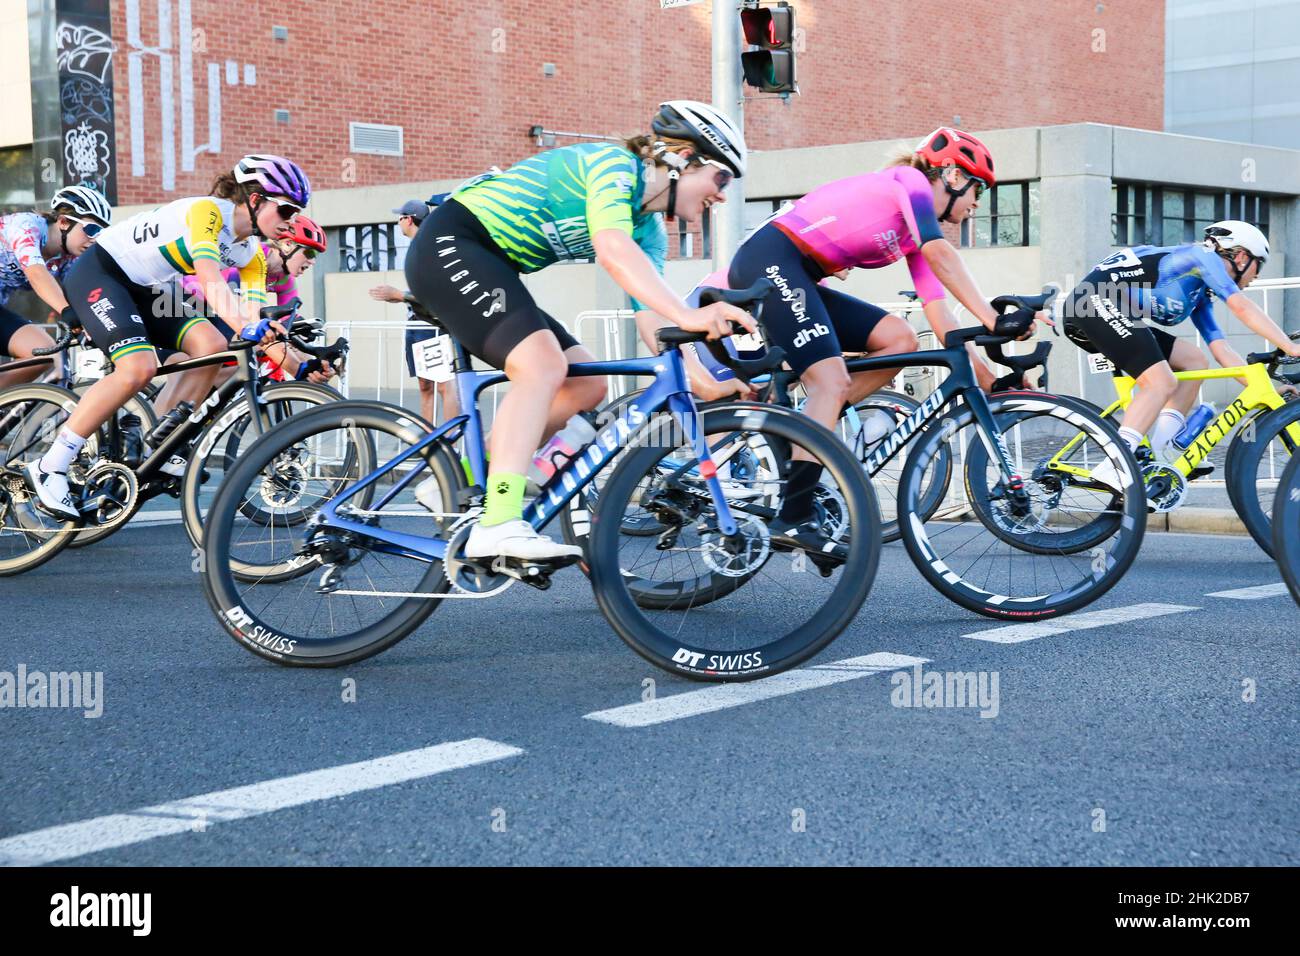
1, 521, 1296, 866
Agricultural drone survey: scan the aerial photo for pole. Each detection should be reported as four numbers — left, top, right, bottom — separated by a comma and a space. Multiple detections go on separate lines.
712, 0, 745, 270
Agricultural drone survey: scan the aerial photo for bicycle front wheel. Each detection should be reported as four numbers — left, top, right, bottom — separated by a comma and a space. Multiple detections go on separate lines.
202, 402, 461, 666
900, 392, 1146, 620
588, 404, 881, 682
1224, 400, 1300, 558
1271, 453, 1300, 607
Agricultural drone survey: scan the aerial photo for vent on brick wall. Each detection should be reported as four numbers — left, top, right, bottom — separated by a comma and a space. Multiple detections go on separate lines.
349, 122, 404, 157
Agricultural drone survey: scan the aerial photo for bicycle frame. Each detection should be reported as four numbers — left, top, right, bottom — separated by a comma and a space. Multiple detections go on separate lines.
1047, 361, 1300, 480
311, 342, 737, 564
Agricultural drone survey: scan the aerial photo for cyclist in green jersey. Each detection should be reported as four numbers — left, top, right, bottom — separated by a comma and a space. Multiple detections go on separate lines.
405, 100, 754, 561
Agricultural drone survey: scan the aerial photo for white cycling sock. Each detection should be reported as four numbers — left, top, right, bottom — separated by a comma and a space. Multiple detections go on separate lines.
39, 427, 87, 475
1117, 426, 1144, 452
1150, 408, 1186, 454
860, 409, 893, 445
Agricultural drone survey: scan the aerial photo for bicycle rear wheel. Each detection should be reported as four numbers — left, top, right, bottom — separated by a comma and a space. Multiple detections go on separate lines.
900, 392, 1146, 620
588, 404, 881, 681
202, 402, 461, 666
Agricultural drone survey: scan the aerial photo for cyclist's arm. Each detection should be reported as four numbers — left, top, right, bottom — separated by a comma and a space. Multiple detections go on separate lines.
633, 309, 752, 400
595, 229, 686, 321
1225, 292, 1300, 356
188, 200, 263, 334
19, 261, 71, 315
920, 298, 998, 392
919, 239, 1000, 330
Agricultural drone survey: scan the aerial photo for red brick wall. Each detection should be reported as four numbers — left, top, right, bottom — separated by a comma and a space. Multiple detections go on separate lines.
111, 0, 1165, 205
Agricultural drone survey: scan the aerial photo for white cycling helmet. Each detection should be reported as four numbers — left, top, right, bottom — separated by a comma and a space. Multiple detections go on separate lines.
652, 100, 747, 178
1205, 220, 1268, 264
51, 184, 112, 224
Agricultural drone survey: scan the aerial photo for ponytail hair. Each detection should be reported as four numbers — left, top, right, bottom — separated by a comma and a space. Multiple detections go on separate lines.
40, 205, 76, 226
623, 133, 700, 171
210, 171, 258, 204
884, 144, 943, 182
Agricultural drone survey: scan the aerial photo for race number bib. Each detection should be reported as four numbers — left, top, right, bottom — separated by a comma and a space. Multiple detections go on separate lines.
412, 335, 454, 383
1088, 353, 1116, 374
730, 328, 766, 354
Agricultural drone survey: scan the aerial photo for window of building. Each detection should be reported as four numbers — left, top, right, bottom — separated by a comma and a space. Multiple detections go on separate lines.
1112, 182, 1271, 247
960, 182, 1040, 247
0, 146, 36, 213
336, 223, 398, 272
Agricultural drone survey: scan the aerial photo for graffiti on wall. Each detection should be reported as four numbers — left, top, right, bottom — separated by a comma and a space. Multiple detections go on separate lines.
125, 0, 258, 193
55, 3, 118, 202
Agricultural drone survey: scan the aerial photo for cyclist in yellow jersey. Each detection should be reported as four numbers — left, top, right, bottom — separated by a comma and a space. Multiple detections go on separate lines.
26, 155, 311, 519
405, 101, 754, 561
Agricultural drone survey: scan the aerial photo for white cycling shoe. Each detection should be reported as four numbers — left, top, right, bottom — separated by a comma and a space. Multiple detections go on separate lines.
24, 461, 79, 520
463, 519, 583, 562
414, 476, 442, 512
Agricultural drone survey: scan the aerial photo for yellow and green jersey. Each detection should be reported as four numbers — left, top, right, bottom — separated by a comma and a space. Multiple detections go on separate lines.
453, 143, 667, 307
96, 196, 268, 306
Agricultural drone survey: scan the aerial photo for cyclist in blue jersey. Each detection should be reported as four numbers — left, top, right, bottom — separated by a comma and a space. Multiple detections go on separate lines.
1063, 220, 1300, 462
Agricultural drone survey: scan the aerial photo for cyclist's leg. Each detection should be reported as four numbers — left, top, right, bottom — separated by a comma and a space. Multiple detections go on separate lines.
403, 201, 579, 559
1151, 333, 1205, 455
164, 318, 227, 408
0, 308, 58, 388
545, 315, 606, 437
818, 287, 912, 403
1063, 289, 1174, 449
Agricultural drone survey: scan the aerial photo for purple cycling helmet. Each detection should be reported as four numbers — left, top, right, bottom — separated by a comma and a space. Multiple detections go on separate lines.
233, 154, 311, 210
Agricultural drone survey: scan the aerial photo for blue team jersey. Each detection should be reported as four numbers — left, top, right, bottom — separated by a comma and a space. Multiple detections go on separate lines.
1091, 244, 1242, 344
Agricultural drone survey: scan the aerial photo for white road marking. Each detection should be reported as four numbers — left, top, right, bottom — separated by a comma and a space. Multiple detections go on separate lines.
0, 738, 522, 866
1205, 583, 1291, 600
963, 602, 1198, 644
583, 652, 929, 728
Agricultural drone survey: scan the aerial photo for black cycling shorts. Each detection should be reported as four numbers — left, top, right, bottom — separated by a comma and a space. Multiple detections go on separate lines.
403, 198, 578, 369
61, 244, 207, 363
1064, 273, 1177, 377
0, 304, 32, 355
726, 223, 888, 377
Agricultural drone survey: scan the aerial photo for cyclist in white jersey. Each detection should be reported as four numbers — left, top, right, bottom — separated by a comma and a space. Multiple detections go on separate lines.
25, 155, 311, 519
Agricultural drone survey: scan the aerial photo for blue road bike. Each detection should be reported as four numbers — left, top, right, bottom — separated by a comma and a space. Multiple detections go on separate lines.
200, 281, 882, 681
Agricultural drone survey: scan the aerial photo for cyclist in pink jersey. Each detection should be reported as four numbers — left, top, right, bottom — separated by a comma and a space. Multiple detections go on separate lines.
647, 128, 1042, 555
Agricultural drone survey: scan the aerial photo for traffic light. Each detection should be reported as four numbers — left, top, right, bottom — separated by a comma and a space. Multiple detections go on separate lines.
740, 2, 797, 94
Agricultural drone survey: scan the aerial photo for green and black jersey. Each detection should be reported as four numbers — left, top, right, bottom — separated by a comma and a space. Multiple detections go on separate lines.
453, 143, 667, 309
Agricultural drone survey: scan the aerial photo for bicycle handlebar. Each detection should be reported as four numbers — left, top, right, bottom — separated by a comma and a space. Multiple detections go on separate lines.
1247, 333, 1300, 386
31, 321, 74, 357
682, 279, 787, 381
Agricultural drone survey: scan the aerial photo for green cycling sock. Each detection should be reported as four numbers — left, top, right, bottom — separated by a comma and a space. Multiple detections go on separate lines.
461, 453, 488, 484
481, 472, 525, 527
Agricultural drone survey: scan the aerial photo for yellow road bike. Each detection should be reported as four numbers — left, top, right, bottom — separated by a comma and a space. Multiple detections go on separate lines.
1044, 340, 1300, 552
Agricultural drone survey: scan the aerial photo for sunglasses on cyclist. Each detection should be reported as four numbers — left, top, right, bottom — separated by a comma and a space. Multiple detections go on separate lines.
966, 175, 987, 201
67, 217, 104, 238
696, 158, 734, 191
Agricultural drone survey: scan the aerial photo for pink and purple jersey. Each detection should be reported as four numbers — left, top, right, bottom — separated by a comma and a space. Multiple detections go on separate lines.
769, 165, 947, 303
181, 263, 298, 307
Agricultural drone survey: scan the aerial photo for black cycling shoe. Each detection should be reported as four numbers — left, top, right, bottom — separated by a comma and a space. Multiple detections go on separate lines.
1188, 462, 1215, 480
766, 515, 848, 576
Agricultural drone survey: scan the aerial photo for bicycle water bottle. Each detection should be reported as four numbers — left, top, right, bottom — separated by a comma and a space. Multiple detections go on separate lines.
119, 412, 144, 468
1172, 402, 1216, 450
528, 413, 597, 484
147, 400, 194, 448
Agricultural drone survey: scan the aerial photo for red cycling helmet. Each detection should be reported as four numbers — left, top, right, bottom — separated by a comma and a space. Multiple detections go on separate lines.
280, 214, 327, 254
915, 127, 996, 188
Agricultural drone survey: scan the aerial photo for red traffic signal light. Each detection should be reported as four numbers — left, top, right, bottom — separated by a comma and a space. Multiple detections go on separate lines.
740, 6, 794, 48
740, 3, 797, 94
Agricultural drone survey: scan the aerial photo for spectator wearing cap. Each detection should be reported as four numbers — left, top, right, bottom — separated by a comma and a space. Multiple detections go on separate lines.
369, 198, 457, 424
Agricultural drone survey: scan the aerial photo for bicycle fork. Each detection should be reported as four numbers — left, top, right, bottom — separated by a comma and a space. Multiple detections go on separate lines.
965, 390, 1033, 516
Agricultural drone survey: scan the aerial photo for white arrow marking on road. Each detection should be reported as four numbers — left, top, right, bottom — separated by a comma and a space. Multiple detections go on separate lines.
583, 653, 929, 728
963, 602, 1198, 644
0, 738, 523, 867
1205, 583, 1291, 600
